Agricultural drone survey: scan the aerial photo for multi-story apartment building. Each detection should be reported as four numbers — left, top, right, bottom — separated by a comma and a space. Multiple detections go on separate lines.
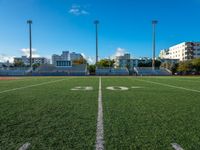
52, 51, 72, 67
70, 52, 83, 61
159, 49, 170, 59
114, 53, 138, 69
159, 42, 200, 61
14, 56, 49, 66
52, 51, 83, 67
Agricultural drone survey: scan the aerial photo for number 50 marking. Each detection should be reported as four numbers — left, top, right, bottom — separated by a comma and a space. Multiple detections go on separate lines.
71, 86, 93, 91
71, 86, 143, 91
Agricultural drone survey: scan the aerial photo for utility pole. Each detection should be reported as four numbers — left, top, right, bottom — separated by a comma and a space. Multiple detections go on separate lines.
27, 20, 32, 68
94, 20, 99, 65
152, 20, 158, 70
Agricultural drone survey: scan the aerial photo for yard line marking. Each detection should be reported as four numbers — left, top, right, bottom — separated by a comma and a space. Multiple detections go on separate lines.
71, 86, 93, 91
106, 86, 129, 91
171, 143, 184, 150
138, 79, 200, 93
0, 79, 66, 94
18, 142, 31, 150
131, 86, 144, 89
96, 77, 104, 150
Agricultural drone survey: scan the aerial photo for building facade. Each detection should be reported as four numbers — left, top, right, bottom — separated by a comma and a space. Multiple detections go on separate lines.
159, 42, 200, 61
159, 49, 170, 59
14, 56, 49, 66
52, 51, 71, 67
70, 52, 83, 61
114, 53, 139, 69
52, 51, 84, 67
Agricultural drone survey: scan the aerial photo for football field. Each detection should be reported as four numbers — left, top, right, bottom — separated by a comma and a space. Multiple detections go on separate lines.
1, 76, 200, 150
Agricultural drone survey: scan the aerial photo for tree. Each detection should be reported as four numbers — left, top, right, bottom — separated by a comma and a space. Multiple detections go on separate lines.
191, 58, 200, 73
177, 61, 192, 75
171, 63, 179, 75
160, 62, 179, 74
155, 60, 161, 68
14, 60, 25, 67
88, 65, 96, 75
126, 64, 131, 70
32, 63, 40, 70
73, 58, 87, 65
96, 59, 115, 67
138, 60, 161, 68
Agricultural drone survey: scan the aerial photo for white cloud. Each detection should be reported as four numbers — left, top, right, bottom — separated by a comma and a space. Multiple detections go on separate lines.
111, 48, 126, 59
81, 10, 89, 15
81, 53, 95, 64
0, 54, 14, 63
82, 48, 127, 65
21, 48, 40, 57
69, 5, 89, 16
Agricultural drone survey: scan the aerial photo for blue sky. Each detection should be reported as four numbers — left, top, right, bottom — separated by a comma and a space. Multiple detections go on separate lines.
0, 0, 200, 63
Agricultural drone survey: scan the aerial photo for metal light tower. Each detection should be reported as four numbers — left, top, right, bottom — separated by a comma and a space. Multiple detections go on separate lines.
152, 20, 158, 70
27, 20, 32, 68
94, 20, 99, 64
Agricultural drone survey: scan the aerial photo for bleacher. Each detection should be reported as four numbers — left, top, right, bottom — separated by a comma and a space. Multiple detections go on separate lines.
32, 64, 88, 76
0, 70, 30, 76
0, 67, 30, 76
96, 67, 129, 76
0, 64, 88, 76
134, 67, 172, 76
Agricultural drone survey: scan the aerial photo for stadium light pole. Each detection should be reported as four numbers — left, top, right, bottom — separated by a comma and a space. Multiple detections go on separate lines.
94, 20, 99, 65
109, 56, 111, 69
152, 20, 158, 70
27, 20, 32, 68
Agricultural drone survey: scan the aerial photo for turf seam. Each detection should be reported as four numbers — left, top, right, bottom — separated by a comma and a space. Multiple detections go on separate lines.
95, 77, 104, 150
0, 79, 66, 94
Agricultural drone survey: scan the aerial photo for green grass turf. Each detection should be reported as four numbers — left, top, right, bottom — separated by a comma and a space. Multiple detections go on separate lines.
102, 77, 200, 149
1, 76, 200, 150
0, 77, 98, 149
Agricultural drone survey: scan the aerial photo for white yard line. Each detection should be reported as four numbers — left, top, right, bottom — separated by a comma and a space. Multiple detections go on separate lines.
96, 77, 104, 150
0, 79, 66, 94
138, 79, 200, 93
171, 143, 184, 150
18, 142, 31, 150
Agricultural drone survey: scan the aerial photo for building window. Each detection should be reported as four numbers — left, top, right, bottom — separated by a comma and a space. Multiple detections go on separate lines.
56, 61, 71, 67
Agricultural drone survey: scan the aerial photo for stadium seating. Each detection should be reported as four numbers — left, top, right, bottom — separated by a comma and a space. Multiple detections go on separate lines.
0, 70, 27, 76
0, 67, 30, 76
0, 64, 88, 76
32, 64, 88, 76
96, 67, 129, 76
134, 67, 172, 76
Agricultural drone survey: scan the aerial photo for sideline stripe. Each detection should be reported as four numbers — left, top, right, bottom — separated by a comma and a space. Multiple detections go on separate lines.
18, 142, 31, 150
96, 77, 104, 150
0, 79, 66, 94
138, 79, 200, 93
171, 143, 184, 150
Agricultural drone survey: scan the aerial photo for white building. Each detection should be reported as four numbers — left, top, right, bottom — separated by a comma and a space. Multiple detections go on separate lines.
52, 51, 84, 67
159, 49, 170, 59
52, 51, 71, 67
0, 62, 3, 68
70, 52, 83, 61
115, 53, 138, 69
14, 56, 49, 66
159, 42, 200, 61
